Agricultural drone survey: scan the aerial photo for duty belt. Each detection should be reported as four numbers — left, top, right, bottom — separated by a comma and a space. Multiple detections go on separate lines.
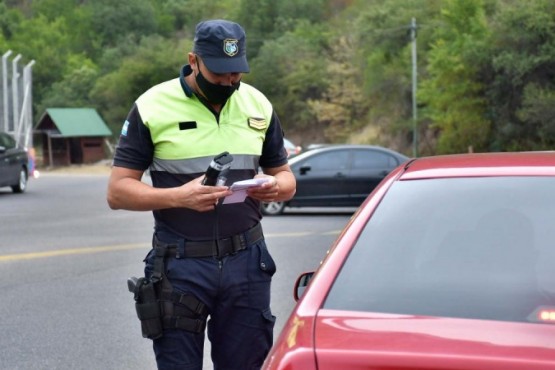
154, 223, 264, 259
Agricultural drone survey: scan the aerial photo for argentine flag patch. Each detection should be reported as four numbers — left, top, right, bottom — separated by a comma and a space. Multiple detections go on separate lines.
121, 120, 130, 136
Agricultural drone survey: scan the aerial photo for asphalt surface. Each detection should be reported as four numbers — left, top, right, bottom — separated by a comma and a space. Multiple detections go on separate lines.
0, 170, 355, 369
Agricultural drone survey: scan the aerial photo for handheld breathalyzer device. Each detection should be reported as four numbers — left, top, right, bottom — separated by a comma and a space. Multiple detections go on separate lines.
202, 151, 234, 186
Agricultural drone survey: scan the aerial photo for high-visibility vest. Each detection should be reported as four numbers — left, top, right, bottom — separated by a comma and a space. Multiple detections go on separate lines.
136, 77, 273, 176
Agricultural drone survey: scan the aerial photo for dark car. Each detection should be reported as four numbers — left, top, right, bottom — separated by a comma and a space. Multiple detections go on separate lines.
0, 131, 29, 193
261, 144, 409, 215
263, 151, 555, 370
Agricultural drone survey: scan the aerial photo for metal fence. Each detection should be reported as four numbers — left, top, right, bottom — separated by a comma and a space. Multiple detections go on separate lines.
1, 50, 35, 148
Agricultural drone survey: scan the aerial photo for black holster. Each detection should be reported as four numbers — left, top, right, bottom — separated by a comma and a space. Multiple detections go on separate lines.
127, 243, 208, 340
128, 276, 163, 339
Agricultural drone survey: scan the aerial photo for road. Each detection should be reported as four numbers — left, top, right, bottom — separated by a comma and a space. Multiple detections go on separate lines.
0, 172, 355, 370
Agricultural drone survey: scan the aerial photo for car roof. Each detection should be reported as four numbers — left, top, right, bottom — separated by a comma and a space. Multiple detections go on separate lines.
306, 144, 403, 152
401, 151, 555, 180
290, 144, 409, 163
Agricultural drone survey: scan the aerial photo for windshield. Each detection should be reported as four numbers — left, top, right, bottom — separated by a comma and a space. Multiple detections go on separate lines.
324, 177, 555, 323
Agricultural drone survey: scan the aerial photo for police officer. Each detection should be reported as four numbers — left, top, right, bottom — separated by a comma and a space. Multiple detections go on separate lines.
107, 19, 296, 370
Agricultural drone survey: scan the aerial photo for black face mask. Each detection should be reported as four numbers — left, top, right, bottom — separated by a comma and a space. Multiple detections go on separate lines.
195, 68, 240, 105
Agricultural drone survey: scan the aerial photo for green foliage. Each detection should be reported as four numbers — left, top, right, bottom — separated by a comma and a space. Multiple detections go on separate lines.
248, 20, 329, 135
91, 35, 188, 133
419, 0, 491, 154
1, 0, 555, 153
0, 1, 24, 39
485, 0, 555, 151
516, 83, 555, 148
36, 56, 99, 115
236, 0, 329, 59
235, 0, 280, 59
85, 0, 159, 47
307, 34, 367, 143
326, 0, 442, 150
29, 0, 78, 20
158, 0, 241, 32
7, 14, 74, 102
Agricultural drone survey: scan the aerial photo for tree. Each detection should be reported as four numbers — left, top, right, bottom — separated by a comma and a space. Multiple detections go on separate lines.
247, 20, 329, 142
307, 35, 366, 143
4, 0, 555, 154
485, 0, 555, 151
326, 0, 442, 152
419, 0, 491, 154
517, 83, 555, 148
0, 0, 24, 40
235, 0, 329, 59
155, 0, 241, 32
88, 0, 158, 43
91, 35, 188, 136
6, 14, 74, 108
36, 56, 99, 115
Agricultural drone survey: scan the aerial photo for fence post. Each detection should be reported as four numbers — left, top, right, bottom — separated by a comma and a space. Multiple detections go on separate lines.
2, 50, 12, 132
23, 60, 35, 148
11, 54, 22, 134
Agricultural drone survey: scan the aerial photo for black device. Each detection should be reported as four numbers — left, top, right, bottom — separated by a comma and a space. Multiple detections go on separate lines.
202, 151, 234, 186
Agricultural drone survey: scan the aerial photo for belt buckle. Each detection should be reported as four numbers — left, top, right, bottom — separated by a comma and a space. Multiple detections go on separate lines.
218, 236, 240, 257
233, 233, 247, 253
214, 238, 230, 258
213, 228, 253, 258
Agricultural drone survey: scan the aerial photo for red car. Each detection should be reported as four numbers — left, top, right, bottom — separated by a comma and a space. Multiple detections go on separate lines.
263, 152, 555, 370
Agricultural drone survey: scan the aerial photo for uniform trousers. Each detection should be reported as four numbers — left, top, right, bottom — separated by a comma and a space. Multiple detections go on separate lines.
144, 235, 277, 370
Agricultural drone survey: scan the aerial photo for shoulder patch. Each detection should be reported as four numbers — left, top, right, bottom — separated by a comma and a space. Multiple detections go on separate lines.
121, 120, 130, 136
248, 117, 267, 130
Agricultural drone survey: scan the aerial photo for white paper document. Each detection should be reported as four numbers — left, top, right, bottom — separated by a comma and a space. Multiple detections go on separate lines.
223, 178, 270, 204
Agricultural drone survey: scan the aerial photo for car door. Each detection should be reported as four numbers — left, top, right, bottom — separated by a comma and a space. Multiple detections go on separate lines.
0, 132, 23, 187
347, 148, 400, 205
291, 149, 351, 206
0, 133, 13, 187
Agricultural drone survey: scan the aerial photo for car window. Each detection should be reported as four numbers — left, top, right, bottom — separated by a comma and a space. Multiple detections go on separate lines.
352, 149, 392, 169
0, 133, 16, 149
303, 150, 350, 171
324, 177, 555, 324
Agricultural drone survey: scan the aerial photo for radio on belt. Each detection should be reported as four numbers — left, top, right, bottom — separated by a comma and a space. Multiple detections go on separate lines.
202, 151, 234, 186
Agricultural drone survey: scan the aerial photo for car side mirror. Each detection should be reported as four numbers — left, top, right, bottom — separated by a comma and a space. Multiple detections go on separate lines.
0, 145, 6, 154
299, 165, 311, 175
294, 271, 314, 301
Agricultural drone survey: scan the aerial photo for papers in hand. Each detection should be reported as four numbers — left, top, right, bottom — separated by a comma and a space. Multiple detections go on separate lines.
223, 178, 270, 204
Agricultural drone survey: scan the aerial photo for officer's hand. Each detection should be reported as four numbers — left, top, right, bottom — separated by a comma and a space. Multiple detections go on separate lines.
246, 174, 279, 202
177, 175, 232, 212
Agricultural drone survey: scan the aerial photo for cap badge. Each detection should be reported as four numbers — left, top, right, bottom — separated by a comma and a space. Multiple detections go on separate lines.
223, 39, 239, 57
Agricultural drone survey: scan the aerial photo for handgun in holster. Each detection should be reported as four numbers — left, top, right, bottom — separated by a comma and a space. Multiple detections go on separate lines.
127, 243, 209, 340
127, 276, 163, 339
